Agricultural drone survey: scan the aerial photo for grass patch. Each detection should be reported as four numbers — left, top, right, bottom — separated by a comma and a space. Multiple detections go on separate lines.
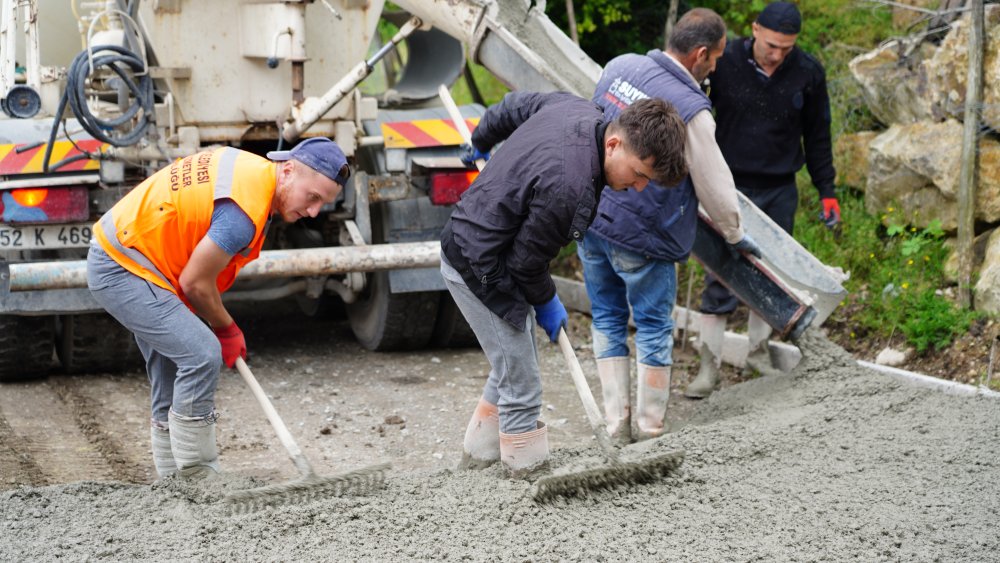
795, 186, 979, 354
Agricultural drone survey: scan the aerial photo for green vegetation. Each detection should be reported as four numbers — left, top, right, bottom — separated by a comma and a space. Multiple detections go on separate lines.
796, 189, 979, 353
449, 61, 509, 107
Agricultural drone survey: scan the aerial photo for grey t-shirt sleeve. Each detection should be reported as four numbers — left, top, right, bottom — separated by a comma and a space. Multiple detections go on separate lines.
207, 198, 255, 256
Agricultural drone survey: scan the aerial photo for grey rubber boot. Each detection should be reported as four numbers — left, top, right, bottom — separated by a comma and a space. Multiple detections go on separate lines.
499, 421, 549, 480
635, 363, 671, 441
596, 357, 631, 445
743, 312, 776, 376
150, 423, 177, 479
685, 314, 726, 399
458, 397, 501, 470
168, 410, 220, 478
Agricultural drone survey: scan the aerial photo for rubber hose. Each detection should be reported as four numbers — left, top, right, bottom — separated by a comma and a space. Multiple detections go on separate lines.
43, 44, 154, 172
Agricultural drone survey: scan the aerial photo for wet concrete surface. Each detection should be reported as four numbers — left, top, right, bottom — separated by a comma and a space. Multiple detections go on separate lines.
2, 301, 998, 560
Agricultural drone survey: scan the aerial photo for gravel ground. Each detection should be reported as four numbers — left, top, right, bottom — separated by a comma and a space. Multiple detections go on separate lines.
2, 328, 999, 561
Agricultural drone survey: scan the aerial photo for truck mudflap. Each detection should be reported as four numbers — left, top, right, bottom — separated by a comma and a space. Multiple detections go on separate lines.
693, 194, 848, 341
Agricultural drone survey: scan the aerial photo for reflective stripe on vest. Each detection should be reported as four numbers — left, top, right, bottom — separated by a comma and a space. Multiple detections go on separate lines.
214, 147, 239, 200
99, 211, 172, 290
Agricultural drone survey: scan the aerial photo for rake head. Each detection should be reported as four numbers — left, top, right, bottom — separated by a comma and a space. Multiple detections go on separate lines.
531, 449, 684, 502
223, 462, 391, 513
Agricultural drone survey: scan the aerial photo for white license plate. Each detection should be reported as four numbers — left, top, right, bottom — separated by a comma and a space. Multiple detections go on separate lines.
0, 223, 93, 250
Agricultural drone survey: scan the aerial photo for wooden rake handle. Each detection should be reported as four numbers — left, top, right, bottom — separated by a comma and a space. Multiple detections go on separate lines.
437, 84, 486, 172
557, 328, 619, 459
235, 357, 315, 478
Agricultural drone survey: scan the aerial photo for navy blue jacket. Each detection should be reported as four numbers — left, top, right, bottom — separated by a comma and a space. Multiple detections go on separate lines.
441, 92, 607, 329
588, 50, 710, 262
709, 38, 836, 198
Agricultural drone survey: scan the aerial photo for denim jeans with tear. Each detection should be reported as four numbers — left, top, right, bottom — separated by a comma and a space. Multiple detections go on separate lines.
578, 231, 676, 367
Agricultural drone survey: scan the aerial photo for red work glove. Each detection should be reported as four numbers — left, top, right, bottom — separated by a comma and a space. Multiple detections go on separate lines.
821, 197, 841, 228
212, 321, 246, 369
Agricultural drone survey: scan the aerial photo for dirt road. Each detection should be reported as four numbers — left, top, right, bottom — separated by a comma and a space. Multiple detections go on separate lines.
2, 301, 999, 561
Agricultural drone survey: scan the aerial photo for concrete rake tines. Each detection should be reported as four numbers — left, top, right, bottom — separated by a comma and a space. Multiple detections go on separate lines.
223, 462, 391, 513
531, 450, 684, 502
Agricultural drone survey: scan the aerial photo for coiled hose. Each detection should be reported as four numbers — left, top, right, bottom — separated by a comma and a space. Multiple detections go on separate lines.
43, 44, 155, 172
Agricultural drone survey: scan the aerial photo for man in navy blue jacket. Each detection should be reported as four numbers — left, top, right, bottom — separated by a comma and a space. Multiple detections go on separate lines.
690, 2, 840, 398
441, 92, 687, 478
582, 8, 757, 443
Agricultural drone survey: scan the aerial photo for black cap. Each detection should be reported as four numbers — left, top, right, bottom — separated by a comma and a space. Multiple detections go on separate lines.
757, 2, 801, 35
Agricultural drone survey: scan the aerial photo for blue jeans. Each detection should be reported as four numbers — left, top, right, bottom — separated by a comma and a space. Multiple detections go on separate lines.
87, 245, 222, 423
578, 231, 676, 367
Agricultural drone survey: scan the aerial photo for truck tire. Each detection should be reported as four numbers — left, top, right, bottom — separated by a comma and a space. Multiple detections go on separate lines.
0, 315, 55, 382
56, 314, 144, 374
431, 292, 479, 348
347, 270, 439, 351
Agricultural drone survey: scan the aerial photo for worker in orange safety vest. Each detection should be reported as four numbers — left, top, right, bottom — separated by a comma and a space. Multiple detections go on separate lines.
88, 137, 349, 479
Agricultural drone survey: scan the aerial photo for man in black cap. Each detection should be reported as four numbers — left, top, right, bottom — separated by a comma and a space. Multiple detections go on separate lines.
686, 1, 840, 398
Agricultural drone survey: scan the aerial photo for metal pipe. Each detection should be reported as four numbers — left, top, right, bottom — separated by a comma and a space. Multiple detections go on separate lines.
281, 16, 422, 142
4, 241, 442, 292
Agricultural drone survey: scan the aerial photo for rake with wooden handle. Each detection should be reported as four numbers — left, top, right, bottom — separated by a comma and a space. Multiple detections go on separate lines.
223, 357, 390, 512
530, 329, 684, 501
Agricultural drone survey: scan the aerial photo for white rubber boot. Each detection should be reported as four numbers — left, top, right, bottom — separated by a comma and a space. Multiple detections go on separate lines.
458, 397, 500, 470
150, 424, 177, 479
635, 363, 671, 440
168, 410, 220, 478
499, 421, 549, 479
744, 312, 775, 376
685, 314, 726, 399
596, 357, 631, 445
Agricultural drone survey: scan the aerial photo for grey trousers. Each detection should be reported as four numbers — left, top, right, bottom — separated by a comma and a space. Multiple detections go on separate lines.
441, 254, 542, 435
87, 245, 222, 424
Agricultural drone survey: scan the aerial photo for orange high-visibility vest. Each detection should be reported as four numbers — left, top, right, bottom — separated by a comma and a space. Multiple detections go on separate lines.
95, 147, 276, 300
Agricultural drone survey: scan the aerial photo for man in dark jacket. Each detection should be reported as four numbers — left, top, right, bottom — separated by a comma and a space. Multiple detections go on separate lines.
689, 1, 841, 397
582, 8, 759, 445
441, 92, 687, 478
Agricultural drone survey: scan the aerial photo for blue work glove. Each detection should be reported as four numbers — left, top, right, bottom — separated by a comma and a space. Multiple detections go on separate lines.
534, 293, 568, 343
459, 143, 490, 167
728, 233, 762, 259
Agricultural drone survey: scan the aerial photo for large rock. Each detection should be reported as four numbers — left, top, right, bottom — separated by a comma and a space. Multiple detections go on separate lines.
923, 5, 1000, 131
849, 40, 937, 126
866, 120, 1000, 230
834, 131, 879, 191
974, 228, 1000, 313
850, 6, 1000, 131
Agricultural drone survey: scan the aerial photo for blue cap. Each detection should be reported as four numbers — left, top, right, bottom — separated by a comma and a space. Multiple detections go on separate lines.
757, 2, 801, 35
267, 137, 350, 186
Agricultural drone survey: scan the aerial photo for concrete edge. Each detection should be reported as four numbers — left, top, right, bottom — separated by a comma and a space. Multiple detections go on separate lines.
553, 275, 998, 400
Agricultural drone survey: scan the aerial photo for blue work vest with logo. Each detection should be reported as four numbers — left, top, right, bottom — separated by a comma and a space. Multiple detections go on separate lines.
588, 49, 711, 261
